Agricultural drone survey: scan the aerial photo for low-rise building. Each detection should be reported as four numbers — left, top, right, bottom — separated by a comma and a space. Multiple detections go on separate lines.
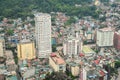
49, 53, 66, 72
18, 59, 53, 80
80, 66, 108, 80
67, 62, 80, 76
6, 75, 18, 80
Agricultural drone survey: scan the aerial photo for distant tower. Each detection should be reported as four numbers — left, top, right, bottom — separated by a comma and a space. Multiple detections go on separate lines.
63, 35, 82, 57
96, 27, 114, 47
34, 13, 52, 58
0, 37, 5, 57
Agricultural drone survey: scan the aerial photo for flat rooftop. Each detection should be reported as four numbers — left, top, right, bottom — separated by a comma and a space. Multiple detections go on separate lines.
99, 27, 114, 32
82, 46, 95, 54
34, 13, 50, 17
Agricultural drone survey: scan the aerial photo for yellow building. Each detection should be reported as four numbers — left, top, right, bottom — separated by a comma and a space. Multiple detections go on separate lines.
17, 42, 36, 60
67, 62, 80, 76
49, 53, 66, 72
71, 66, 80, 76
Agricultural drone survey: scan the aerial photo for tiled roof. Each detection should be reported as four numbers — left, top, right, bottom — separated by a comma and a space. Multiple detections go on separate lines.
79, 53, 85, 57
99, 70, 105, 76
51, 54, 65, 65
94, 60, 100, 65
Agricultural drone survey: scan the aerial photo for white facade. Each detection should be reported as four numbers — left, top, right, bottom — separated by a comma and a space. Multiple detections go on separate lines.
35, 13, 52, 58
0, 38, 5, 57
63, 36, 82, 57
82, 67, 87, 80
96, 28, 114, 47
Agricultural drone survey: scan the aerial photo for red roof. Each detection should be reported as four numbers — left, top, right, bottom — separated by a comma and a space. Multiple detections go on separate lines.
99, 70, 105, 76
79, 53, 85, 57
98, 56, 102, 59
51, 53, 56, 57
94, 60, 100, 65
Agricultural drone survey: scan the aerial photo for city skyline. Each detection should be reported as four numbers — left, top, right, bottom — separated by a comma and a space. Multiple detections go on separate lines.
0, 0, 120, 80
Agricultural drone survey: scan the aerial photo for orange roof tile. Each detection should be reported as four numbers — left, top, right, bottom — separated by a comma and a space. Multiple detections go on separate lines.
79, 53, 85, 57
94, 60, 100, 65
99, 70, 105, 76
51, 54, 65, 65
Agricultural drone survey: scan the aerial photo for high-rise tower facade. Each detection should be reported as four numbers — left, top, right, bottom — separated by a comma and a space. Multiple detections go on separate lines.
63, 35, 82, 57
0, 37, 5, 57
96, 27, 114, 47
35, 13, 52, 58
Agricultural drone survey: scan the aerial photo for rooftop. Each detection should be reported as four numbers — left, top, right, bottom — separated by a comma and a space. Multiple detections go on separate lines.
68, 62, 79, 67
0, 37, 4, 41
82, 46, 95, 54
23, 67, 35, 78
50, 53, 65, 65
99, 27, 114, 32
6, 75, 17, 80
34, 13, 50, 17
19, 39, 31, 43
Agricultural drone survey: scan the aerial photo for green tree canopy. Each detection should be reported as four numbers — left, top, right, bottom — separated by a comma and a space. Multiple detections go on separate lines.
0, 0, 99, 19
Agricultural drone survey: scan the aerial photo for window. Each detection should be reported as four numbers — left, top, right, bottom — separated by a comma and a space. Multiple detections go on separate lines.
59, 65, 64, 70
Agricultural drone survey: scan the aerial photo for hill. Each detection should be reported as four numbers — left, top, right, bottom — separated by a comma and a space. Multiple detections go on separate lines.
0, 0, 100, 19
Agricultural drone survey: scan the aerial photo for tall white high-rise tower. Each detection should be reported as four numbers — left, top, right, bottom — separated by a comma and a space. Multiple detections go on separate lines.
34, 13, 52, 58
0, 37, 5, 57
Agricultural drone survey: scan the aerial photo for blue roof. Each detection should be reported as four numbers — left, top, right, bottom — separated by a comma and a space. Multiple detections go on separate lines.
86, 31, 92, 34
52, 38, 56, 45
7, 76, 17, 80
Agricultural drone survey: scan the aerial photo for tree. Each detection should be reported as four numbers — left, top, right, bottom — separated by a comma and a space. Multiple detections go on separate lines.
52, 44, 57, 52
115, 61, 120, 69
6, 29, 14, 36
0, 0, 99, 19
45, 72, 72, 80
65, 17, 76, 26
104, 64, 118, 79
